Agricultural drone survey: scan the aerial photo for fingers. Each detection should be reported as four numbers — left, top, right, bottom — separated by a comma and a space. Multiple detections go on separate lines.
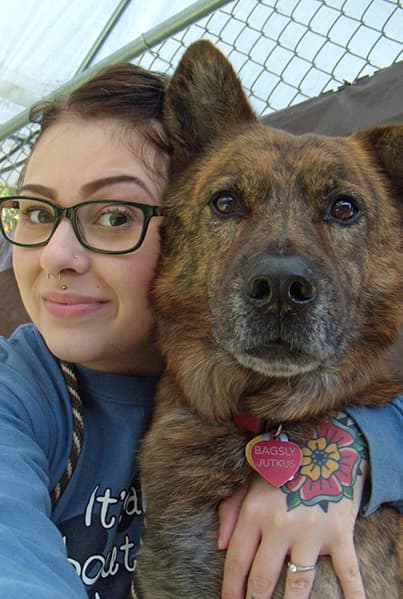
228, 540, 319, 599
244, 543, 286, 599
217, 485, 249, 550
221, 520, 261, 599
283, 551, 319, 599
223, 526, 364, 599
331, 543, 366, 599
282, 543, 365, 599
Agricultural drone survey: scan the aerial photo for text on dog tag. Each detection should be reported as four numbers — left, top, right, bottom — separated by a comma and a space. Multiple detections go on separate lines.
245, 433, 302, 487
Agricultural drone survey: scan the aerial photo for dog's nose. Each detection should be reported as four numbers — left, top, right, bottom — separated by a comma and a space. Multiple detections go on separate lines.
246, 255, 317, 311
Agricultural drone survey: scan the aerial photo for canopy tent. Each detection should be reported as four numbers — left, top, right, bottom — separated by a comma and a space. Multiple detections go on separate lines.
0, 0, 197, 125
0, 0, 402, 190
1, 0, 402, 131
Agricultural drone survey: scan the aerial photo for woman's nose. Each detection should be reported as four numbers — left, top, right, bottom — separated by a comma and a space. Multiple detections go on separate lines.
40, 218, 89, 274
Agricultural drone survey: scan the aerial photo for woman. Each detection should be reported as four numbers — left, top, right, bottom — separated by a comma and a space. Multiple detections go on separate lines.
0, 62, 401, 599
0, 63, 168, 599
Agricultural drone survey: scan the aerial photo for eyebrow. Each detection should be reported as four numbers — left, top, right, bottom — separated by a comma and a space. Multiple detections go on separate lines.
19, 175, 154, 201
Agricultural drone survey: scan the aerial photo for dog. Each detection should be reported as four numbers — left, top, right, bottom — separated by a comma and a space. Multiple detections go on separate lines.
136, 40, 402, 598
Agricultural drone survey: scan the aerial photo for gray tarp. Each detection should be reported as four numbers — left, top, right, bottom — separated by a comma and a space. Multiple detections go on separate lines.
263, 60, 403, 135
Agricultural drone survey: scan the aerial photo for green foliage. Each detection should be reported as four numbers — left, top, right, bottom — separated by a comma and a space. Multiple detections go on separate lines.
0, 185, 16, 197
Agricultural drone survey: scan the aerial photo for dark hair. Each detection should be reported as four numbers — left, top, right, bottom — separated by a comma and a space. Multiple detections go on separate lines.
28, 63, 171, 171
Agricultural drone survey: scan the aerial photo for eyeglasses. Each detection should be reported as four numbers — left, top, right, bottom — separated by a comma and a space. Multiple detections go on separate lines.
0, 196, 165, 254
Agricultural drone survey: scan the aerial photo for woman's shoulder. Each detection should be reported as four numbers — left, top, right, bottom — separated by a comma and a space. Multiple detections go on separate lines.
1, 322, 45, 351
0, 323, 56, 372
0, 324, 73, 472
0, 324, 67, 422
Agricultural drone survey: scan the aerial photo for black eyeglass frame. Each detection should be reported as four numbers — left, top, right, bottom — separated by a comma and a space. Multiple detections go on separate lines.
0, 196, 166, 255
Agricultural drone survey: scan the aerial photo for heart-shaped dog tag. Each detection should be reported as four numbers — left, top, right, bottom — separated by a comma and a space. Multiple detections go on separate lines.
245, 433, 302, 487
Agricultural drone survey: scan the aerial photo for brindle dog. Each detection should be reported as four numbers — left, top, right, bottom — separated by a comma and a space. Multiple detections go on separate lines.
137, 40, 402, 598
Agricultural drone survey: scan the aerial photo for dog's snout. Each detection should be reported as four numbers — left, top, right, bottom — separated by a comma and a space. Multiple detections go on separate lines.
246, 255, 317, 310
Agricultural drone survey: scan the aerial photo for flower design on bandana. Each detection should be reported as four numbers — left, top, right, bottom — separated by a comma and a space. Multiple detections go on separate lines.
282, 415, 367, 512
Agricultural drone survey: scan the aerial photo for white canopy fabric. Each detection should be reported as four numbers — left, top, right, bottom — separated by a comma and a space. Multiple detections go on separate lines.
0, 0, 194, 125
0, 0, 402, 132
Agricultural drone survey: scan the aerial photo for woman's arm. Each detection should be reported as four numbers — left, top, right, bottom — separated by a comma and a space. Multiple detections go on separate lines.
346, 396, 403, 514
219, 400, 402, 599
0, 386, 87, 599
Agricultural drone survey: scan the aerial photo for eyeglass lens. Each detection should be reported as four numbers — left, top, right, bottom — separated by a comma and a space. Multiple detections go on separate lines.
1, 198, 146, 252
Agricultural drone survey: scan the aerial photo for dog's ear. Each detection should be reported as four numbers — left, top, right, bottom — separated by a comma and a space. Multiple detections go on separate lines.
351, 125, 403, 203
165, 39, 257, 173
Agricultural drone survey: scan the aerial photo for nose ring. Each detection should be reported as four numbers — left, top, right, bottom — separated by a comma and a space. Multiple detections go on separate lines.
47, 271, 68, 290
47, 271, 63, 280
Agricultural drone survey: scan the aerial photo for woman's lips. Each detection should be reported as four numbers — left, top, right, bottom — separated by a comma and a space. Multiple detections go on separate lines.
42, 291, 109, 318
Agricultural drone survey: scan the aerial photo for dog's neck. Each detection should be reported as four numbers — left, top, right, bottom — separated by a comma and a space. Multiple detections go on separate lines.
232, 412, 265, 434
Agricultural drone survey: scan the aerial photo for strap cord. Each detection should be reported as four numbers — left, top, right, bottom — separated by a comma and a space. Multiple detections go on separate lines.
50, 361, 84, 506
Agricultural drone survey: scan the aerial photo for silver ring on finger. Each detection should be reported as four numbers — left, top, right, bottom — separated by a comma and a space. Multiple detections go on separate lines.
287, 561, 316, 573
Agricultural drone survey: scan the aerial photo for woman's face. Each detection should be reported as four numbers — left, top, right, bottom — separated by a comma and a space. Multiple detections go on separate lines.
13, 117, 167, 375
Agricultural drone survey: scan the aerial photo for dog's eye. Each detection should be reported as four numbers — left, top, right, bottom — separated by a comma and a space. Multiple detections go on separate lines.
327, 196, 361, 224
210, 193, 242, 217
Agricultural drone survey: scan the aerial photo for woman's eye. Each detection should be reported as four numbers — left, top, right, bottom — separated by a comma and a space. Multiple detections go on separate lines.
210, 193, 241, 216
98, 209, 131, 227
328, 197, 361, 223
23, 207, 53, 224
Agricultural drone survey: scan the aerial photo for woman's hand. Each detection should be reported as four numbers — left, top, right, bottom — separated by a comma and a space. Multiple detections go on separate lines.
218, 414, 368, 599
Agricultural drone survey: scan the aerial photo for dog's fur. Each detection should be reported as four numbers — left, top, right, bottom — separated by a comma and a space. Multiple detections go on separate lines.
137, 40, 402, 598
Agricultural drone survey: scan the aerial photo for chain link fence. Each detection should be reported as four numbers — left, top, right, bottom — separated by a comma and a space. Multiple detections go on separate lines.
1, 0, 402, 191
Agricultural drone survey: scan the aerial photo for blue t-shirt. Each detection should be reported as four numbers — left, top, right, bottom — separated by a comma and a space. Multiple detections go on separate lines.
0, 324, 401, 598
0, 324, 156, 599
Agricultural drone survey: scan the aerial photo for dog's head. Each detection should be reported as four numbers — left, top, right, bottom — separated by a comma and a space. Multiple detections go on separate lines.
154, 40, 402, 420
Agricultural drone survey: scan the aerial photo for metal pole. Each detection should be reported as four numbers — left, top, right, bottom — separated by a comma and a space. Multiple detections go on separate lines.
0, 0, 232, 140
75, 0, 132, 74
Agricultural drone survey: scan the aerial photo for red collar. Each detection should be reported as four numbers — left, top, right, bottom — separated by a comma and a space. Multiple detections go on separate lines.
233, 412, 265, 434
